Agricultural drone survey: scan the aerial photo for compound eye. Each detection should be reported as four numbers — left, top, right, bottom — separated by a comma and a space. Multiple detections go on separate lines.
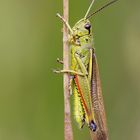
84, 23, 91, 30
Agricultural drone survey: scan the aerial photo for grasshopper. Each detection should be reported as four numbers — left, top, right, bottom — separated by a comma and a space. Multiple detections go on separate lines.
54, 0, 118, 138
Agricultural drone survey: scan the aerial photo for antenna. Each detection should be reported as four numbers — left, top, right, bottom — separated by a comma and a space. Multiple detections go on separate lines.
86, 0, 118, 19
84, 0, 95, 19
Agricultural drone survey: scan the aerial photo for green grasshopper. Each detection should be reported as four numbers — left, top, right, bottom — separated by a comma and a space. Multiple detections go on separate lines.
55, 0, 118, 138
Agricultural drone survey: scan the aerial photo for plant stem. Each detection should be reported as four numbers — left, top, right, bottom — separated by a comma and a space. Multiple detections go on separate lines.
63, 0, 73, 140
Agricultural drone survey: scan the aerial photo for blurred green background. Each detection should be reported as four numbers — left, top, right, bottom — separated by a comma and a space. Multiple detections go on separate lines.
0, 0, 140, 140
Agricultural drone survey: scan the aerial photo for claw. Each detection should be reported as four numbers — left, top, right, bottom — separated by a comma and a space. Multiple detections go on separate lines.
52, 69, 61, 74
57, 58, 63, 64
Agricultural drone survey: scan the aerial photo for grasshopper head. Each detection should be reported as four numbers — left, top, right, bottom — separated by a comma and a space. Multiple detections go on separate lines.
70, 19, 93, 46
72, 19, 92, 37
69, 0, 94, 45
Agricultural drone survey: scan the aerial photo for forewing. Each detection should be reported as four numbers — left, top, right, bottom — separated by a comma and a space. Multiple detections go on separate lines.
90, 50, 108, 140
